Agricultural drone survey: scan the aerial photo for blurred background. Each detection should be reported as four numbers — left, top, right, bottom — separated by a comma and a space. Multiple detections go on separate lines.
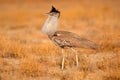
0, 0, 120, 80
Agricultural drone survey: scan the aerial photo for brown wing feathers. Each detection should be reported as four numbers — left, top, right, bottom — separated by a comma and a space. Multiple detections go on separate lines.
50, 31, 99, 49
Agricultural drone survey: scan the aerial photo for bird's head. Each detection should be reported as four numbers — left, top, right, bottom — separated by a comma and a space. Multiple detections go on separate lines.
46, 6, 60, 18
41, 6, 60, 36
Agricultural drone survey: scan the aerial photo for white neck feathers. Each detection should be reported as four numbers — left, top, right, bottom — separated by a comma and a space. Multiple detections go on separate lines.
41, 15, 59, 35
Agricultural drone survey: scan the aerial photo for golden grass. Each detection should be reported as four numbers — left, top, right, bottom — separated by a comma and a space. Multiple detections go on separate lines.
0, 0, 120, 80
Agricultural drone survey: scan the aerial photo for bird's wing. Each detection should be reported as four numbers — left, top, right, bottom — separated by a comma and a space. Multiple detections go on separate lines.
53, 37, 72, 47
52, 31, 99, 49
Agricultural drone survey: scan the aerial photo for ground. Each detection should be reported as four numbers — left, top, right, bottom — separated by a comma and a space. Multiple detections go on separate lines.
0, 0, 120, 80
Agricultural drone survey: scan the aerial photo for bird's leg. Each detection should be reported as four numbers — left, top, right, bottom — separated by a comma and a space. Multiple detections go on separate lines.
71, 48, 78, 67
62, 49, 65, 70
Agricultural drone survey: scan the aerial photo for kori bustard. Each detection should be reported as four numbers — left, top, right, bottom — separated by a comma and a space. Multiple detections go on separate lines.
41, 6, 99, 70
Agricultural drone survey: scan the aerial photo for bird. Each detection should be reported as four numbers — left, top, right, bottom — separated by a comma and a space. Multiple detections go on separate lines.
41, 6, 99, 70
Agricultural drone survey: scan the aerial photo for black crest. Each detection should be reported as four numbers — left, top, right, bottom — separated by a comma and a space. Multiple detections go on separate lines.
50, 6, 60, 13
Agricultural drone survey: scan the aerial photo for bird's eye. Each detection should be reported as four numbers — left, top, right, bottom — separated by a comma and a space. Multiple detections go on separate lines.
49, 13, 54, 15
50, 12, 58, 16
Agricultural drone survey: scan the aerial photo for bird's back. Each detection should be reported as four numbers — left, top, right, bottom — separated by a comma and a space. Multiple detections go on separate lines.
49, 31, 99, 50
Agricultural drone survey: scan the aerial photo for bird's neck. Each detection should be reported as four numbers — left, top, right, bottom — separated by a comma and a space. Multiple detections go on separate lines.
41, 15, 59, 36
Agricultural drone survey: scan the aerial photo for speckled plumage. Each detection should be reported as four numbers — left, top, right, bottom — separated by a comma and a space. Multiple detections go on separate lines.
49, 31, 99, 49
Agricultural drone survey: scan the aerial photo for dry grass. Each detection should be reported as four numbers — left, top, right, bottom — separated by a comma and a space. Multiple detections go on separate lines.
0, 0, 120, 80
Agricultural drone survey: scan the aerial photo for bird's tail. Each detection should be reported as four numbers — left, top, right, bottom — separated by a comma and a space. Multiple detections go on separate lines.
88, 41, 100, 50
82, 39, 100, 50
